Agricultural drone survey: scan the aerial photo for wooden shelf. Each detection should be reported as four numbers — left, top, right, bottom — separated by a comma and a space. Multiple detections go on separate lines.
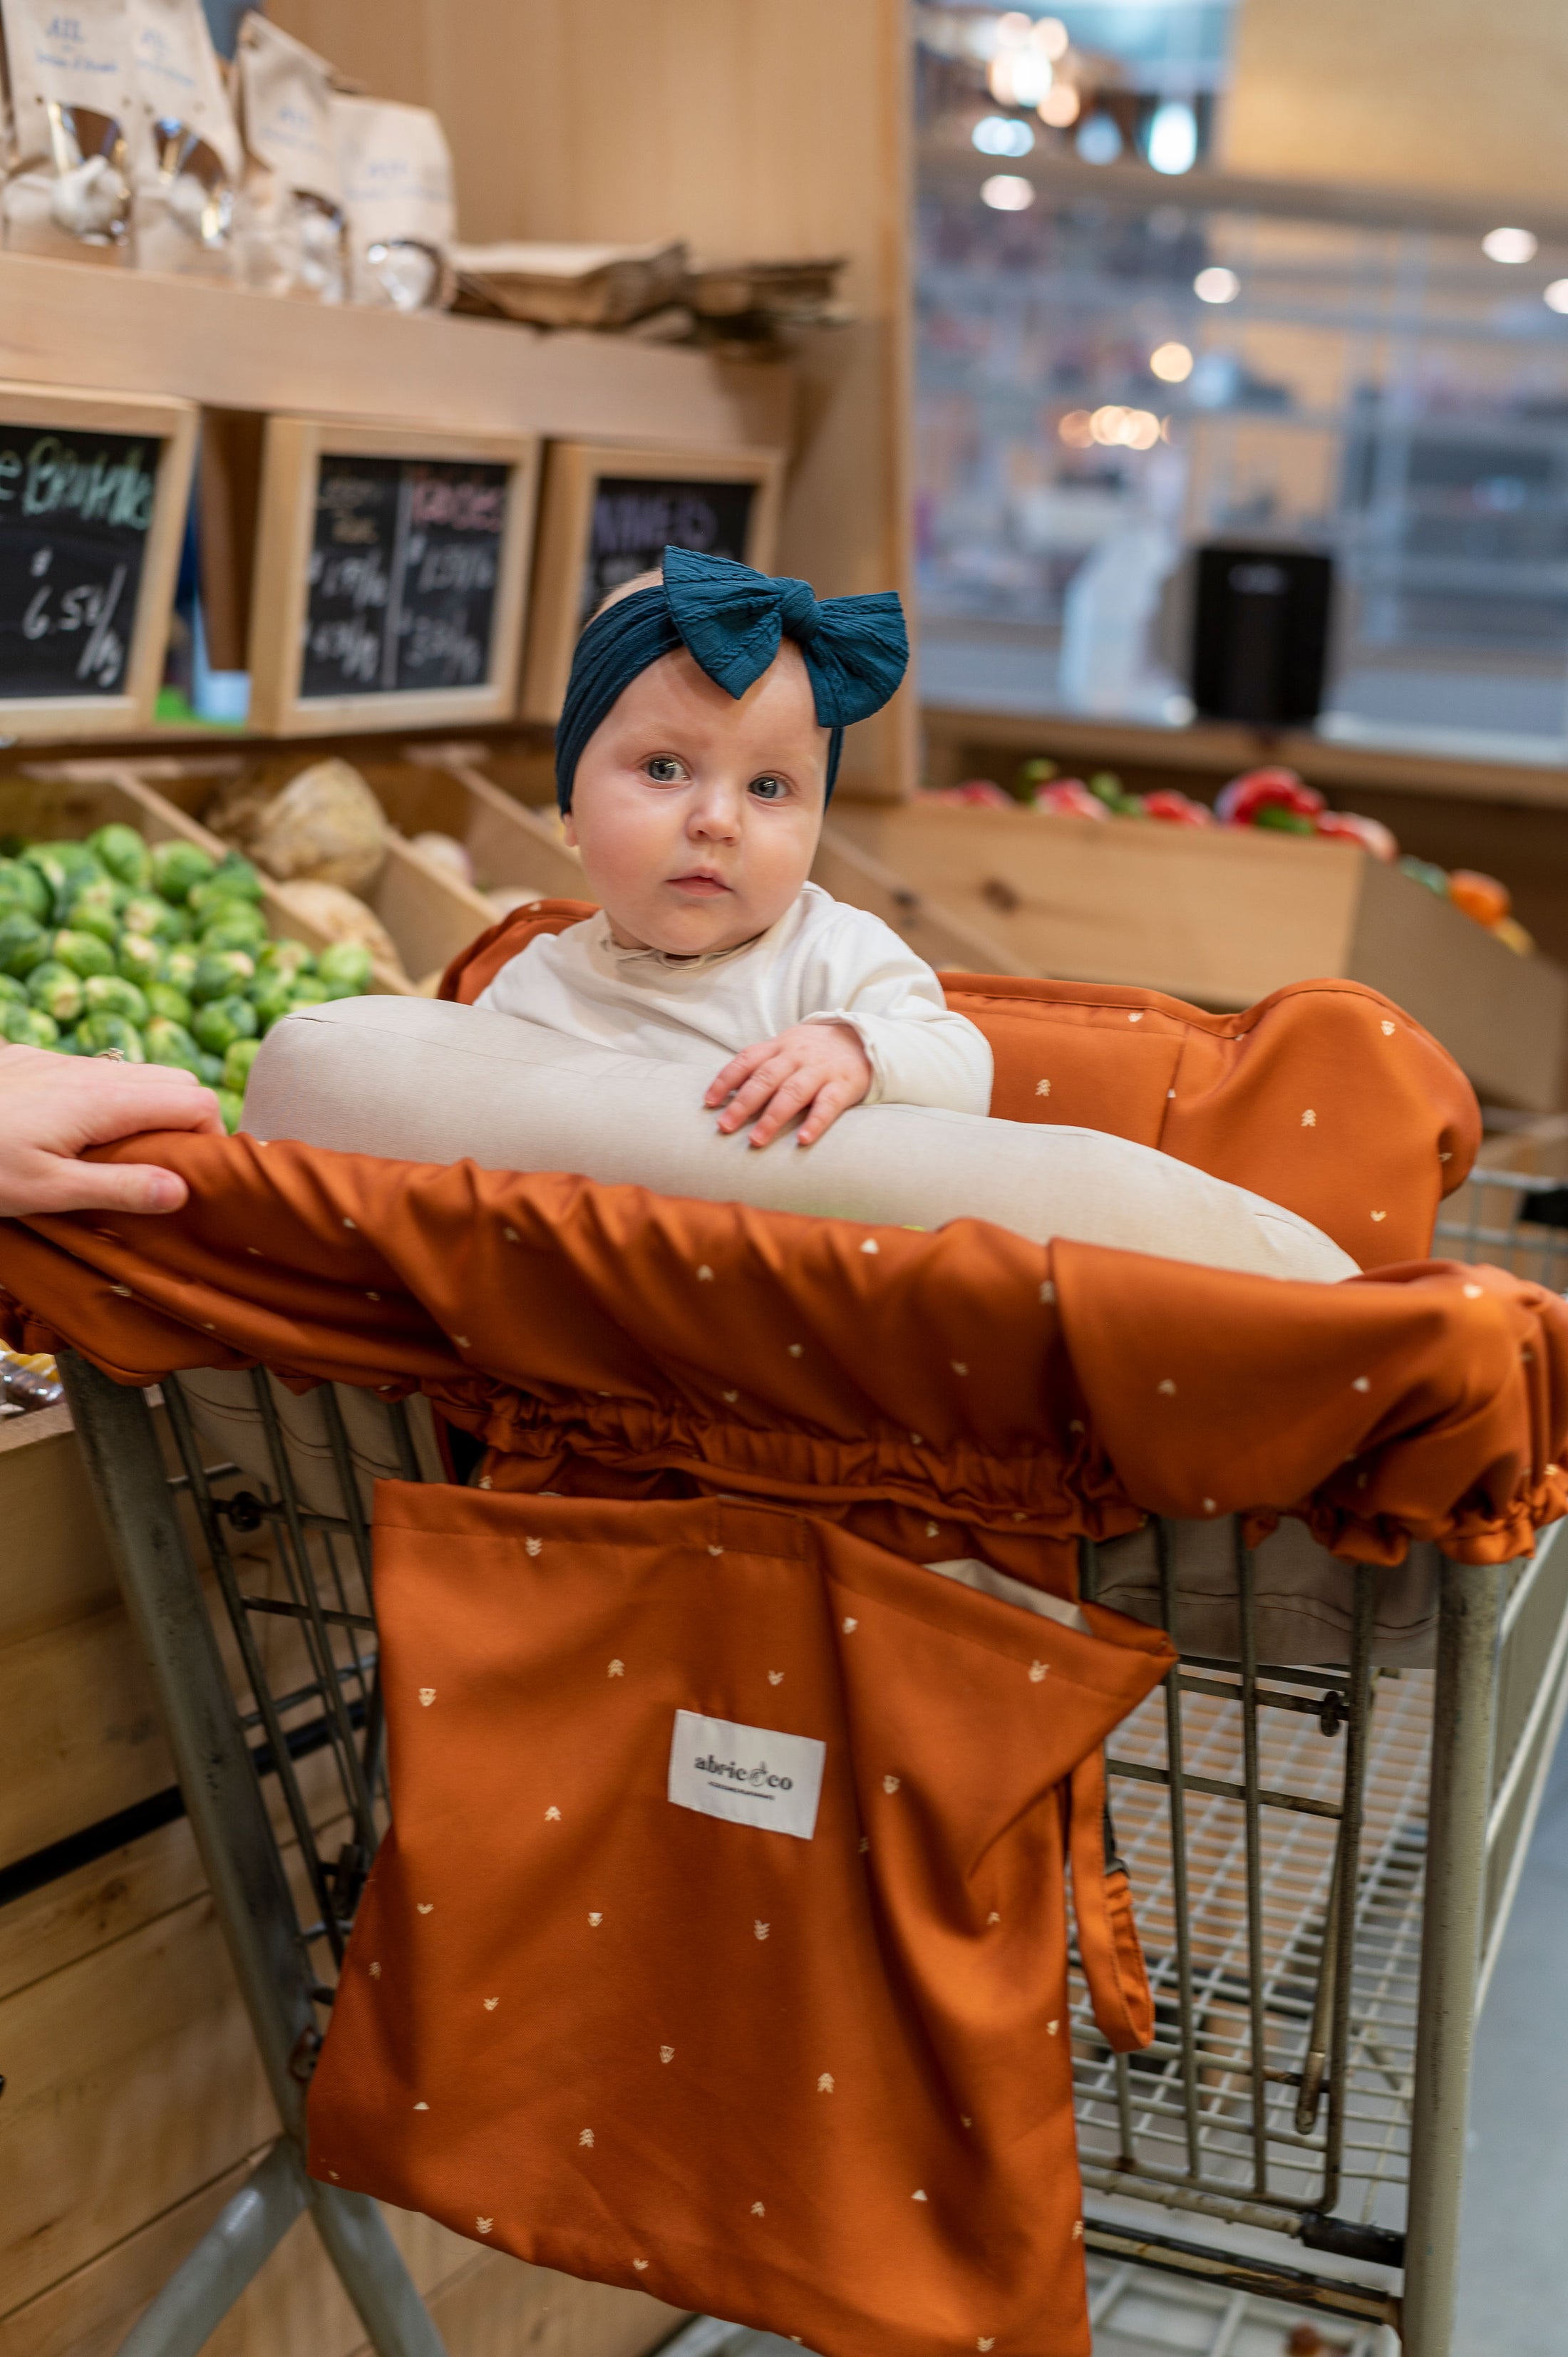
0, 251, 790, 450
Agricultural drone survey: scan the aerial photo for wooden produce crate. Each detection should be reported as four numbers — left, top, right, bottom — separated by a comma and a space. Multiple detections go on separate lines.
832, 798, 1568, 1113
363, 739, 589, 907
25, 756, 497, 996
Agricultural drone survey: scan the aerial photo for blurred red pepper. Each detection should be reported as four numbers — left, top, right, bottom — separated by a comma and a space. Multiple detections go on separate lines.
1033, 779, 1111, 820
1314, 810, 1400, 862
923, 780, 1016, 810
1215, 766, 1326, 825
1143, 789, 1214, 827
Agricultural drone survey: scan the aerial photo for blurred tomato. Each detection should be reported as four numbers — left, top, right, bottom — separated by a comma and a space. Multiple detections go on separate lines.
1314, 810, 1400, 861
1215, 766, 1326, 825
1033, 780, 1112, 820
1143, 789, 1213, 827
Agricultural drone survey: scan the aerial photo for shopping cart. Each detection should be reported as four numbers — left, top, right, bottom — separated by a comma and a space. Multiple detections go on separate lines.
58, 1171, 1568, 2356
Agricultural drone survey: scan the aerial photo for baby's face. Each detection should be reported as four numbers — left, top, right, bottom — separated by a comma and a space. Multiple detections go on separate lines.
564, 641, 830, 956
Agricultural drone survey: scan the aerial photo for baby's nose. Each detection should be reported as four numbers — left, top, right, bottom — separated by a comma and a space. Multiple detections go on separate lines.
690, 789, 743, 837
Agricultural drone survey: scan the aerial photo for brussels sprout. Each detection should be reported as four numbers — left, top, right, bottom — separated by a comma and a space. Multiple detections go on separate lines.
52, 929, 116, 980
189, 857, 262, 911
144, 1016, 204, 1073
255, 937, 314, 984
26, 961, 84, 1026
198, 906, 269, 956
252, 980, 295, 1032
161, 945, 200, 996
313, 940, 373, 997
216, 1088, 245, 1135
88, 822, 153, 892
73, 1012, 145, 1061
149, 840, 216, 904
287, 976, 331, 1007
192, 949, 257, 1002
84, 974, 150, 1026
1, 1001, 58, 1047
116, 932, 163, 989
0, 972, 25, 1006
222, 1037, 262, 1094
120, 893, 189, 945
0, 857, 49, 922
63, 883, 122, 945
192, 993, 258, 1054
145, 980, 195, 1027
0, 914, 49, 978
26, 843, 100, 922
197, 1051, 225, 1087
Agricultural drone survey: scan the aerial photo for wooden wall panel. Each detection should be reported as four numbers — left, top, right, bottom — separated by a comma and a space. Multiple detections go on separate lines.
1226, 0, 1568, 202
272, 0, 916, 797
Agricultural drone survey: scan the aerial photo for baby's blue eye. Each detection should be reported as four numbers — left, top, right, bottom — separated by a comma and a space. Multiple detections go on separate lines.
645, 757, 684, 783
749, 774, 789, 801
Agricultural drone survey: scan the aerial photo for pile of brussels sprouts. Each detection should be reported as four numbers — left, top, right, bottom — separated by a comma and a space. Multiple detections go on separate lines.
0, 824, 372, 1132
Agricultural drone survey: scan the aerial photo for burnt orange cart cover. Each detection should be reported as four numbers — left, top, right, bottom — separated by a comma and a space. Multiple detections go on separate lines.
0, 961, 1559, 2353
307, 1487, 1175, 2357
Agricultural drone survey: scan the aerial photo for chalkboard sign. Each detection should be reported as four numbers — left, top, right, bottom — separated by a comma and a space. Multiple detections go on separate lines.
582, 475, 758, 621
522, 438, 784, 720
0, 384, 195, 737
247, 418, 539, 736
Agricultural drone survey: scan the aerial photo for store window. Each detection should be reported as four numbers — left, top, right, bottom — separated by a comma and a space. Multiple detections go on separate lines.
915, 0, 1568, 763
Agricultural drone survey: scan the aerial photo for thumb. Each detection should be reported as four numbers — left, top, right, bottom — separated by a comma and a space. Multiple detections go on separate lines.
46, 1160, 190, 1216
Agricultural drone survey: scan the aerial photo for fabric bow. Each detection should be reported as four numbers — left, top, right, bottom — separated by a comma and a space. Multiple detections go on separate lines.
661, 545, 909, 728
552, 545, 909, 810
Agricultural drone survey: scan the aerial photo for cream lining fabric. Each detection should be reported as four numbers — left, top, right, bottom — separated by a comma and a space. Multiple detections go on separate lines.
243, 996, 1358, 1284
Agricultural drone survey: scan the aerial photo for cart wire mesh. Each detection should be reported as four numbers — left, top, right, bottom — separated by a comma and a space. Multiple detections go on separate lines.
158, 1368, 413, 2005
1077, 1531, 1424, 2258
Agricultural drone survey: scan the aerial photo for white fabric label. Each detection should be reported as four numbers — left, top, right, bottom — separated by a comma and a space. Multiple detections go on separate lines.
667, 1710, 825, 1841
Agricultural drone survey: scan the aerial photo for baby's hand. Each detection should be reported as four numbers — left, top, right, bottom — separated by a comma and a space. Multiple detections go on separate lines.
706, 1022, 872, 1149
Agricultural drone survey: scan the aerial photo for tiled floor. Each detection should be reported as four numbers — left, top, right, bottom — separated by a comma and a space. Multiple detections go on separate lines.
659, 1727, 1568, 2357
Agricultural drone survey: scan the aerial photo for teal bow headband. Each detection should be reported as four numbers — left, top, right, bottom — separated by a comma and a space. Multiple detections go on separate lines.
555, 545, 909, 811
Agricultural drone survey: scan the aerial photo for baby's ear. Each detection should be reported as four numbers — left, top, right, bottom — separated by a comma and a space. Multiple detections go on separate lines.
562, 809, 579, 847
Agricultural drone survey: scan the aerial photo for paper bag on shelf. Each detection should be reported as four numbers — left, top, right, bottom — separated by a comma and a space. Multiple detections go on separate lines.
332, 93, 454, 311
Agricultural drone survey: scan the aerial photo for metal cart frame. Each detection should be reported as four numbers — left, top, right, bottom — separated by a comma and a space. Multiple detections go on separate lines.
57, 1168, 1568, 2355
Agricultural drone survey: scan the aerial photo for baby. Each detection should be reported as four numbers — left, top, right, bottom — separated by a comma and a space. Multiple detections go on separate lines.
478, 547, 992, 1146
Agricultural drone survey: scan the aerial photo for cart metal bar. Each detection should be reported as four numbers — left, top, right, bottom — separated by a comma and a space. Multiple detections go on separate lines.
1081, 2217, 1398, 2330
115, 2143, 308, 2357
1401, 1555, 1507, 2357
1236, 1535, 1270, 2201
1319, 1565, 1379, 2213
1108, 1755, 1346, 1820
1156, 1521, 1204, 2180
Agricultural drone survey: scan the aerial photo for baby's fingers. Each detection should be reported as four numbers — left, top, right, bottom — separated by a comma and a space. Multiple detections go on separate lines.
706, 1040, 775, 1109
746, 1065, 825, 1149
714, 1055, 795, 1135
796, 1078, 860, 1148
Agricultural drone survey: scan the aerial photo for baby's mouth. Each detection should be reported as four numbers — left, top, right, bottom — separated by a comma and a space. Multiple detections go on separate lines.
667, 871, 733, 897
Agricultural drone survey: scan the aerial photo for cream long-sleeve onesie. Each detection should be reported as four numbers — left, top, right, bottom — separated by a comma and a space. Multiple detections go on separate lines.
475, 881, 994, 1113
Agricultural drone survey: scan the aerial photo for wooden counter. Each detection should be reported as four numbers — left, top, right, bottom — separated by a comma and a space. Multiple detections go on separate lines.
922, 704, 1568, 984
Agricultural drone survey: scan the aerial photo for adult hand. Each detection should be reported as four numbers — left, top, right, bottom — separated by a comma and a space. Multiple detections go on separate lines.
0, 1045, 224, 1217
706, 1021, 873, 1149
